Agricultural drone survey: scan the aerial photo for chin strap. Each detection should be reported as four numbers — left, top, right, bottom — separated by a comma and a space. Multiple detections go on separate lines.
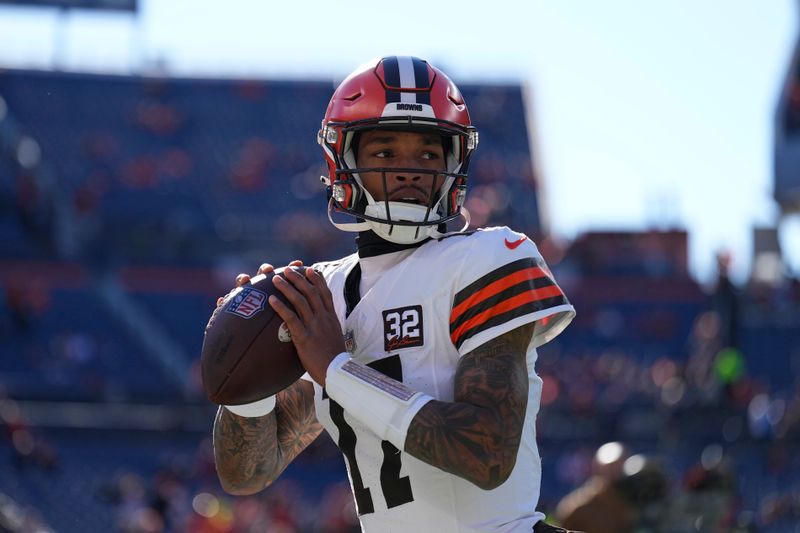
429, 207, 471, 239
327, 199, 471, 243
327, 199, 371, 233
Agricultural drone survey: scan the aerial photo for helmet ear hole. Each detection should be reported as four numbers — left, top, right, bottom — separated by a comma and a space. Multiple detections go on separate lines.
448, 177, 466, 216
336, 130, 362, 210
333, 178, 360, 210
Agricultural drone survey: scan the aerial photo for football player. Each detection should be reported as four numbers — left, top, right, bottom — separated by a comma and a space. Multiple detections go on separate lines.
213, 56, 577, 533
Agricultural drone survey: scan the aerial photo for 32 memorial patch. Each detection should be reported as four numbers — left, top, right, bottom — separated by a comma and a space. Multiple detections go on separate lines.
382, 305, 424, 352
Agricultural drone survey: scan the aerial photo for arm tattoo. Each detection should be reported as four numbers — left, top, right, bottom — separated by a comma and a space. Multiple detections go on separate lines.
213, 379, 322, 494
404, 323, 534, 490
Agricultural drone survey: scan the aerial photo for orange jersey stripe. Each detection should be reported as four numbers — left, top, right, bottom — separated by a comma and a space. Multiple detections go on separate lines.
450, 284, 564, 345
451, 266, 548, 324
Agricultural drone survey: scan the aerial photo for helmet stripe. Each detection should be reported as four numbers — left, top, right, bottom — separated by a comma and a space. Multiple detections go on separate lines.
382, 56, 402, 103
382, 56, 432, 105
412, 57, 431, 105
397, 56, 417, 103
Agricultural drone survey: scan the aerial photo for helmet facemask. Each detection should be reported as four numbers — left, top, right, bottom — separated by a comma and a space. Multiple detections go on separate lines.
321, 119, 474, 244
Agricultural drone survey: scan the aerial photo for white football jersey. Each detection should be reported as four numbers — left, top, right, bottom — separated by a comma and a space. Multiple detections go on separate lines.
310, 226, 575, 533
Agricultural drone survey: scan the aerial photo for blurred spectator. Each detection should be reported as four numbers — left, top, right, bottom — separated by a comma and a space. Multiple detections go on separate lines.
776, 383, 800, 439
0, 394, 59, 472
3, 278, 51, 335
556, 453, 668, 532
757, 489, 800, 529
312, 482, 360, 533
554, 442, 632, 531
14, 171, 55, 251
685, 311, 729, 406
614, 455, 670, 528
133, 98, 185, 138
662, 446, 755, 532
273, 211, 338, 263
712, 251, 740, 349
785, 82, 800, 133
228, 137, 274, 192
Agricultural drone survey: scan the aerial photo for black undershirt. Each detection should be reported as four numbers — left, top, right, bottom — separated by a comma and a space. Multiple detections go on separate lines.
355, 230, 430, 259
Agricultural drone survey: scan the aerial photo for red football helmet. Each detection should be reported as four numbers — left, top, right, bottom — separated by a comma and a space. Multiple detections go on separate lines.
318, 56, 479, 244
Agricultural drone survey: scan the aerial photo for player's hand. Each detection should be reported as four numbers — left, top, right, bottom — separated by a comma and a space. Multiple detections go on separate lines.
215, 260, 304, 307
269, 266, 346, 386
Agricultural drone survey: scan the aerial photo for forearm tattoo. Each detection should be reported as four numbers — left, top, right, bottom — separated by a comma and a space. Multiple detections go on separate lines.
405, 323, 534, 489
213, 379, 322, 494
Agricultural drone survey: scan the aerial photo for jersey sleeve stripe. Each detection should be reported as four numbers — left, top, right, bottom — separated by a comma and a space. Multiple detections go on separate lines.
450, 274, 555, 333
452, 257, 541, 308
450, 285, 566, 348
451, 294, 568, 350
450, 266, 552, 324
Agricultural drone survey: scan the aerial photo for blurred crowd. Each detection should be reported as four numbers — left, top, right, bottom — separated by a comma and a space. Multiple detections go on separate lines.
2, 263, 799, 532
1, 69, 799, 532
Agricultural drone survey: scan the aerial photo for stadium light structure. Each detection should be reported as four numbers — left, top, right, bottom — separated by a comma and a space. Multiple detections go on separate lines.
0, 0, 137, 11
774, 0, 800, 214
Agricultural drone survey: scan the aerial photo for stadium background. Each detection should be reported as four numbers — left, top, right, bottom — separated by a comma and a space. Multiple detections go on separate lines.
0, 1, 799, 531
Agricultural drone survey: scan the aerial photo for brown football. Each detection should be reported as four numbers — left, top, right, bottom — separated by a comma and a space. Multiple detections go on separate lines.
201, 266, 306, 405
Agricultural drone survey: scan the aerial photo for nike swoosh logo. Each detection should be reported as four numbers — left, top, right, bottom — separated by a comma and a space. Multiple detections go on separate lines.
504, 235, 528, 250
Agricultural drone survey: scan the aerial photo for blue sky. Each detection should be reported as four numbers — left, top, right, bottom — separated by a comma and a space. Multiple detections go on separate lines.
0, 0, 797, 283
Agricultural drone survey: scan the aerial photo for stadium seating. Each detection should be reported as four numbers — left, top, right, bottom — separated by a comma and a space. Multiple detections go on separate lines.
0, 68, 798, 532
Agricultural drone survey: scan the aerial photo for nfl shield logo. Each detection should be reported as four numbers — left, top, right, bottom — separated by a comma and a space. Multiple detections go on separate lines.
225, 287, 267, 319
